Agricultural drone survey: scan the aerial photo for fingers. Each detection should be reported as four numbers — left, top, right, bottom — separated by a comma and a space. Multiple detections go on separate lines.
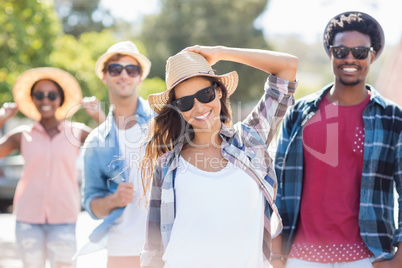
115, 182, 135, 206
0, 102, 18, 118
183, 45, 201, 53
82, 96, 98, 107
182, 46, 220, 66
81, 97, 105, 123
2, 102, 17, 110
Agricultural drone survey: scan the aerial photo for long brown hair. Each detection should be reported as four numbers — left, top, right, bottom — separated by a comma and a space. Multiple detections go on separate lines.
140, 77, 232, 202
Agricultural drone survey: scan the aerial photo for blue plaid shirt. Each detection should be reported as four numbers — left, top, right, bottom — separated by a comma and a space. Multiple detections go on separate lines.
274, 83, 402, 261
141, 75, 298, 267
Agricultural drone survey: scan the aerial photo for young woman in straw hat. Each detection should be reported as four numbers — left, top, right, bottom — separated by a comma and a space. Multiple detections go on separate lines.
140, 45, 298, 268
0, 67, 105, 268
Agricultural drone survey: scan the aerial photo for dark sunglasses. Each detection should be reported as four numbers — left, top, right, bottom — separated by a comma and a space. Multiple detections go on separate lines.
330, 46, 373, 60
32, 91, 60, 101
107, 64, 142, 77
172, 83, 218, 112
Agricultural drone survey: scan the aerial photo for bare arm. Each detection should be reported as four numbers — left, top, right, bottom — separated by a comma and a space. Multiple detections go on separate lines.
0, 103, 21, 158
80, 128, 92, 144
373, 242, 402, 267
79, 96, 106, 144
271, 235, 286, 268
183, 45, 298, 82
82, 96, 106, 125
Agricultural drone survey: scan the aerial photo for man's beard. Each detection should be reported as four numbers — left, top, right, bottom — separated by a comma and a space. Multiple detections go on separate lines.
339, 78, 362, 86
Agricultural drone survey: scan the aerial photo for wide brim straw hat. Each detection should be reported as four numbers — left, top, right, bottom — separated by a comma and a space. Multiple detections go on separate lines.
95, 41, 151, 80
13, 67, 83, 121
148, 51, 239, 114
323, 11, 385, 60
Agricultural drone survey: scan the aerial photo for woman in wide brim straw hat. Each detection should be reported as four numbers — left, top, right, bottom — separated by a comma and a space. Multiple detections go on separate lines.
140, 45, 298, 267
0, 67, 105, 268
12, 67, 83, 121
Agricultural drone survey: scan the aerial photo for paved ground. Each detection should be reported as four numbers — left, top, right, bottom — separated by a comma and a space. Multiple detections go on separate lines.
0, 212, 107, 268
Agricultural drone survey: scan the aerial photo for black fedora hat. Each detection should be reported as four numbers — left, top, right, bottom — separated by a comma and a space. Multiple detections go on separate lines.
323, 11, 385, 61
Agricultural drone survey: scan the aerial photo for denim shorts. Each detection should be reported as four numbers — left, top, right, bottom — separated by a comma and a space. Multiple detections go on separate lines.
15, 221, 77, 268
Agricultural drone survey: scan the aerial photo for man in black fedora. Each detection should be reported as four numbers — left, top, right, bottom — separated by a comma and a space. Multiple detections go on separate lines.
271, 11, 402, 268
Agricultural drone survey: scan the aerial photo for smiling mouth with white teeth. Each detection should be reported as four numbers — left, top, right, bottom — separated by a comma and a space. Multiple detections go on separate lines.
117, 81, 131, 87
343, 67, 358, 72
194, 110, 211, 120
41, 106, 52, 111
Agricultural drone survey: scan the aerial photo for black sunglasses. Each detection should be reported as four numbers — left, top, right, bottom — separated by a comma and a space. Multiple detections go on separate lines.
330, 46, 373, 60
172, 83, 218, 112
107, 64, 142, 77
32, 91, 60, 101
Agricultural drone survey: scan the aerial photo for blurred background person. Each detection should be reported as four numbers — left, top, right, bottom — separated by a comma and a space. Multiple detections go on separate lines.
0, 67, 105, 268
81, 41, 154, 268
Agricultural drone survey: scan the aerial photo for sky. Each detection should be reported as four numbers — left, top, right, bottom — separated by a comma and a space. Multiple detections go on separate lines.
100, 0, 402, 46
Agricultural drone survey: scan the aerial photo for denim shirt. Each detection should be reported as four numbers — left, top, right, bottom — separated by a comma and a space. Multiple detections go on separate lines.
274, 84, 402, 261
141, 75, 299, 267
81, 97, 155, 241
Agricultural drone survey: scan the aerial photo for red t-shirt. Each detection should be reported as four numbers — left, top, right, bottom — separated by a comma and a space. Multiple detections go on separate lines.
288, 92, 373, 263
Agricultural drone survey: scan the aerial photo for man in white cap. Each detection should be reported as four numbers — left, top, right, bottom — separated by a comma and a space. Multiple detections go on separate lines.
272, 11, 402, 268
81, 41, 155, 268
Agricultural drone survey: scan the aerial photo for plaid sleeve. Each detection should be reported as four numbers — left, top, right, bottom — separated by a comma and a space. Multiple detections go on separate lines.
273, 102, 306, 249
243, 75, 298, 147
274, 105, 294, 213
140, 161, 164, 268
393, 125, 402, 246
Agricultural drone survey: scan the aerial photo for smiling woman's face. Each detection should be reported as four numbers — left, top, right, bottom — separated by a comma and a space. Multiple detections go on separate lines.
174, 76, 223, 132
31, 80, 62, 119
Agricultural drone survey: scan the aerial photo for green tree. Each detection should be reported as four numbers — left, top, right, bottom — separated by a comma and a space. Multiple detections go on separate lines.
269, 35, 332, 99
48, 30, 115, 126
141, 0, 270, 102
54, 0, 113, 37
0, 0, 62, 102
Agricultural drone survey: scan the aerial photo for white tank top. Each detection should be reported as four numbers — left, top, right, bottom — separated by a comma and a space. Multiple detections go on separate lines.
163, 156, 265, 268
107, 123, 148, 256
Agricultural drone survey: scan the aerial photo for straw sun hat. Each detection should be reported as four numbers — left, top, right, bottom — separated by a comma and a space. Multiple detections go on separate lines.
148, 51, 239, 114
12, 67, 83, 121
95, 41, 151, 80
323, 11, 385, 61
